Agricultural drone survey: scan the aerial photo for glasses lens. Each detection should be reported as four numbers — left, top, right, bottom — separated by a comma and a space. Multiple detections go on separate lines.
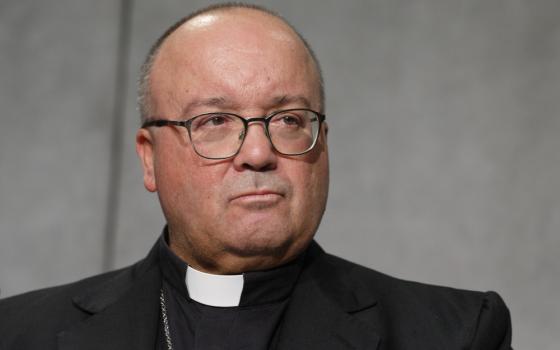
189, 113, 245, 158
269, 110, 320, 155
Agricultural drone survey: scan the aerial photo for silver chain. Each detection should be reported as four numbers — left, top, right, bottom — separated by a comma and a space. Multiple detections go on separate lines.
159, 288, 174, 350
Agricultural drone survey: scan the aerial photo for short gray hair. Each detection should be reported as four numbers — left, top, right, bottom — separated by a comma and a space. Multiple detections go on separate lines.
137, 2, 325, 123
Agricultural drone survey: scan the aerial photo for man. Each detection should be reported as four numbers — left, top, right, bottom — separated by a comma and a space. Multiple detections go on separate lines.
0, 3, 512, 350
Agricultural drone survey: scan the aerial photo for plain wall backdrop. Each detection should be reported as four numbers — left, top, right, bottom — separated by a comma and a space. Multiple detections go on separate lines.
1, 1, 558, 349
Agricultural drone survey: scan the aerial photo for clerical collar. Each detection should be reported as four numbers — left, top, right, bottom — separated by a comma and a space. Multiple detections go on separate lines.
158, 228, 305, 307
186, 265, 243, 307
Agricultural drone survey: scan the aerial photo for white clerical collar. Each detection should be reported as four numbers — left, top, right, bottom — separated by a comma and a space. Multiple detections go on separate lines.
185, 265, 244, 307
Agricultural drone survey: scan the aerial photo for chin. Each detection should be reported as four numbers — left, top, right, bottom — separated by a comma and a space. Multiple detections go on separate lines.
221, 229, 296, 259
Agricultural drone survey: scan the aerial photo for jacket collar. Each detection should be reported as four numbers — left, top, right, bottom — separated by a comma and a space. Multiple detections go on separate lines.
57, 241, 162, 350
274, 242, 381, 350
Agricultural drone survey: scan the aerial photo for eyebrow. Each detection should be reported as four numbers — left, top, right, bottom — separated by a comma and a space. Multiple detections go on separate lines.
180, 97, 230, 117
180, 94, 313, 118
271, 95, 312, 109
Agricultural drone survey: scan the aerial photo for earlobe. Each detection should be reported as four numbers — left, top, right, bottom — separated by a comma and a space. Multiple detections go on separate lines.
136, 128, 157, 192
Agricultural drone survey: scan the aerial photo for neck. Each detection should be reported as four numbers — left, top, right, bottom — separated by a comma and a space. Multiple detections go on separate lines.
159, 230, 309, 308
168, 231, 301, 274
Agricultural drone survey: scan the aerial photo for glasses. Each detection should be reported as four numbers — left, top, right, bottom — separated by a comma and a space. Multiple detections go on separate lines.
142, 108, 326, 159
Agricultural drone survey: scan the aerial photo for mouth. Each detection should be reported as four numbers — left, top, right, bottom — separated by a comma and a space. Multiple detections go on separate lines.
230, 189, 285, 208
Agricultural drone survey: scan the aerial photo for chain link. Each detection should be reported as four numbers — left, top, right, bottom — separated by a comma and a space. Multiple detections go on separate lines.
159, 288, 174, 350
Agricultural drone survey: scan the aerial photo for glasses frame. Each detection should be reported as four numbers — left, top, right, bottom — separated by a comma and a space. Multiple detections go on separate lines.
142, 108, 326, 160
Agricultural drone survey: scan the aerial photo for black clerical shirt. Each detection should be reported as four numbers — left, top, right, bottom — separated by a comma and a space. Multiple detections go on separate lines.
156, 233, 305, 350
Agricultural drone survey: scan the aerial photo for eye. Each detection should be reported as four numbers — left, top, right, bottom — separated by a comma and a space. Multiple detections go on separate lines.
270, 110, 310, 130
193, 114, 235, 130
280, 115, 302, 126
271, 111, 307, 128
204, 115, 228, 126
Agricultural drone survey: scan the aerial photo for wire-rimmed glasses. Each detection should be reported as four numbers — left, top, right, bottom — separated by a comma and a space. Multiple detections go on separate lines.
142, 108, 326, 159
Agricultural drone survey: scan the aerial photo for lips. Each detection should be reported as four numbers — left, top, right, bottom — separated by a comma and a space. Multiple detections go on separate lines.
230, 189, 284, 201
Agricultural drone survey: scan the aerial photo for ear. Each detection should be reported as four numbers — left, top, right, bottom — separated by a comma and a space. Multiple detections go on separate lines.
136, 128, 157, 192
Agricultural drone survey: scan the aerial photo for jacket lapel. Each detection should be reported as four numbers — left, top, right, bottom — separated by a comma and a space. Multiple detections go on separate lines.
275, 243, 382, 350
57, 245, 162, 350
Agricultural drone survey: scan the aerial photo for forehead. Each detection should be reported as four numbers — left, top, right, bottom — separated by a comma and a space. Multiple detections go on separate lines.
149, 10, 321, 115
184, 10, 296, 44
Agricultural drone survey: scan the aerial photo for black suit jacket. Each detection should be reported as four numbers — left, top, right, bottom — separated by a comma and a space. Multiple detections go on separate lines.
0, 240, 512, 349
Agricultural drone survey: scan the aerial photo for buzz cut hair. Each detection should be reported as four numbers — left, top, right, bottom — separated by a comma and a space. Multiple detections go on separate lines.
137, 2, 325, 123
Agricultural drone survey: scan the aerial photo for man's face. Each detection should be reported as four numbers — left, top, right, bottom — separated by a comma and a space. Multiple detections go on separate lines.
136, 10, 329, 273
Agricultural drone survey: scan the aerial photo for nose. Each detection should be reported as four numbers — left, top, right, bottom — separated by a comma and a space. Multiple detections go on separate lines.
232, 122, 277, 172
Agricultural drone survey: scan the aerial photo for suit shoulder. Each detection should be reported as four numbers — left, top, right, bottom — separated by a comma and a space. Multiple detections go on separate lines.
0, 264, 136, 347
0, 265, 129, 313
0, 245, 157, 311
322, 251, 489, 304
320, 251, 512, 348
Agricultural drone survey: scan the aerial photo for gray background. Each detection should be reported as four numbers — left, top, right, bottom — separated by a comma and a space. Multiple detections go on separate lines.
1, 0, 558, 348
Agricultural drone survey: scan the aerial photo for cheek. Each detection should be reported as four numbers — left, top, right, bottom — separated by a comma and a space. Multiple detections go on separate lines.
288, 159, 329, 213
153, 142, 224, 214
170, 167, 224, 210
